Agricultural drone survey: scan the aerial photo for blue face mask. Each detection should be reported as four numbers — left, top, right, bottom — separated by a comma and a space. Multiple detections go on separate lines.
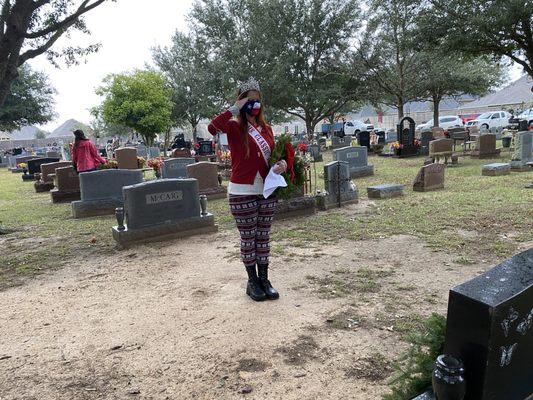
244, 100, 261, 116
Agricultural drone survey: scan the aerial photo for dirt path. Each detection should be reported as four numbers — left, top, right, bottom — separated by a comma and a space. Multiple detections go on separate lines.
0, 227, 498, 400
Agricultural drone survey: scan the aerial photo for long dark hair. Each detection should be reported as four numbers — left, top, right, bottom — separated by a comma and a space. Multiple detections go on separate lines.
73, 129, 88, 150
236, 90, 268, 158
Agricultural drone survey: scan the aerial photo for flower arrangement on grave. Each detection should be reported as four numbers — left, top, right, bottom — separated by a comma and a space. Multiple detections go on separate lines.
414, 139, 421, 147
297, 142, 308, 154
217, 149, 231, 163
98, 159, 118, 170
137, 156, 146, 169
17, 162, 27, 169
147, 157, 164, 172
392, 141, 404, 150
269, 133, 306, 199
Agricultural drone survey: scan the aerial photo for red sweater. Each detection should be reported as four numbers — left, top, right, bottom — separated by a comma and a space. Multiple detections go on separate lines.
208, 110, 275, 184
72, 139, 106, 172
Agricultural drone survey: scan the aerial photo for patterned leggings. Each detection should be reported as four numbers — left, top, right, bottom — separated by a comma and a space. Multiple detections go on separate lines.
229, 195, 278, 267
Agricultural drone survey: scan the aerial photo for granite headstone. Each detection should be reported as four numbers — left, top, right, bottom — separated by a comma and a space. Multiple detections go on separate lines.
443, 248, 533, 400
162, 158, 195, 179
413, 163, 445, 192
332, 146, 374, 178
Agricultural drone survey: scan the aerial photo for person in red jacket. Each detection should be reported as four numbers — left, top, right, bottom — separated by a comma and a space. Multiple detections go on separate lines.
208, 77, 287, 302
71, 129, 106, 173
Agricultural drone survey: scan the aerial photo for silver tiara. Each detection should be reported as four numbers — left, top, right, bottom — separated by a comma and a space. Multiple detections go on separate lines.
239, 77, 261, 94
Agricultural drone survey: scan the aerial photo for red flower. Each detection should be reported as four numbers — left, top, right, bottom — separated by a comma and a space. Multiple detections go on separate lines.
297, 142, 308, 153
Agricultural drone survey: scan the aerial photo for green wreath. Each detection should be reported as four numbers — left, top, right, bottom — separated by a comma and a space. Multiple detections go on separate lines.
268, 133, 306, 199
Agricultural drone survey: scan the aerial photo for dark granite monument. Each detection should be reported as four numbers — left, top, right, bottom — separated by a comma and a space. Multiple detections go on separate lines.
395, 117, 418, 158
22, 157, 60, 181
50, 166, 81, 203
443, 249, 533, 400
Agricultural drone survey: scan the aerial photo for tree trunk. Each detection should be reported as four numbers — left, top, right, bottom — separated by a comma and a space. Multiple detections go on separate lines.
397, 99, 404, 120
305, 119, 315, 141
163, 127, 172, 157
192, 123, 198, 144
433, 95, 441, 127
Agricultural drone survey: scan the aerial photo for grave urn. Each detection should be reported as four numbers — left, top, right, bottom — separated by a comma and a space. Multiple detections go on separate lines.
115, 207, 125, 231
432, 355, 466, 400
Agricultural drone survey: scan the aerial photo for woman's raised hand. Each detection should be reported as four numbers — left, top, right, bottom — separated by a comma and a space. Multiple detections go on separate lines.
235, 96, 249, 110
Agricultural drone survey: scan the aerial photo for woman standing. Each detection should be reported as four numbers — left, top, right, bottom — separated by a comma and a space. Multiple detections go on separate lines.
208, 78, 287, 302
71, 129, 106, 173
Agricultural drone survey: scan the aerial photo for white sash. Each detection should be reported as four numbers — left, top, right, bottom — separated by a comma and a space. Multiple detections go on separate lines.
247, 123, 271, 166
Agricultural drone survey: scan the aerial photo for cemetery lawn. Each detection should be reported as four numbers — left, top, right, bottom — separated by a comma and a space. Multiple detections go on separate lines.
0, 154, 531, 399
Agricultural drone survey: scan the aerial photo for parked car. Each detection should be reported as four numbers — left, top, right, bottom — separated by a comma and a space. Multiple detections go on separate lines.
517, 108, 533, 127
415, 115, 464, 132
467, 111, 512, 131
344, 120, 374, 135
321, 120, 374, 137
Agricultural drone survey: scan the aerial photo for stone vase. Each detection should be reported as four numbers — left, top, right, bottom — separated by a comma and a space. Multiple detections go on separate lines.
115, 207, 125, 231
199, 195, 208, 216
432, 355, 466, 400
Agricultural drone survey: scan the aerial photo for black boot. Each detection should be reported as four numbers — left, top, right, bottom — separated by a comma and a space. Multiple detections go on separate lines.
257, 264, 279, 300
245, 265, 267, 301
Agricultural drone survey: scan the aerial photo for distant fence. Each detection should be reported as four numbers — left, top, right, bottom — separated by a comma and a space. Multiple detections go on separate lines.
0, 138, 68, 151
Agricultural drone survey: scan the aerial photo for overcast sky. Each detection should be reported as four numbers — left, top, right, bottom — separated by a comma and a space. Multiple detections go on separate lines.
30, 0, 194, 131
29, 0, 524, 132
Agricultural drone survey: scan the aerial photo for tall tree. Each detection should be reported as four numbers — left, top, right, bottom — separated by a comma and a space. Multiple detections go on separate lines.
419, 53, 506, 127
422, 0, 533, 79
96, 70, 173, 145
357, 0, 425, 119
0, 63, 55, 131
190, 0, 364, 138
152, 30, 222, 143
0, 0, 113, 107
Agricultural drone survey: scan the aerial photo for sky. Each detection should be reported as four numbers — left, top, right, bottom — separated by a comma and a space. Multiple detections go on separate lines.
29, 0, 524, 132
30, 0, 194, 131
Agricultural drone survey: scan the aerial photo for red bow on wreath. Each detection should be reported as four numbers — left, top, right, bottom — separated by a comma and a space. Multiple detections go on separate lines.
285, 142, 295, 183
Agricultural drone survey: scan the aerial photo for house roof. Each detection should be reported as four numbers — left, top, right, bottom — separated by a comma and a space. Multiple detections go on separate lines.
460, 75, 533, 110
48, 119, 93, 138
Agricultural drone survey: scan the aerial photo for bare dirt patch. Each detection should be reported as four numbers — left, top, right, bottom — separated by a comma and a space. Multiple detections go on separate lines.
0, 232, 505, 399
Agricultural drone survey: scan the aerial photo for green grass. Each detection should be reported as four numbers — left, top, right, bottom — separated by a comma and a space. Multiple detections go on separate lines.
0, 150, 531, 287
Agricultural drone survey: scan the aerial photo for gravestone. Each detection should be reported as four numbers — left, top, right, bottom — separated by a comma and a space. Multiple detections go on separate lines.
367, 184, 405, 199
71, 169, 143, 218
23, 157, 60, 181
46, 151, 61, 159
0, 155, 7, 168
11, 155, 40, 172
197, 140, 214, 156
387, 130, 397, 143
186, 162, 227, 199
420, 131, 435, 156
332, 146, 374, 178
429, 138, 454, 164
316, 161, 358, 210
395, 117, 418, 157
115, 147, 138, 170
7, 156, 18, 169
331, 136, 350, 149
510, 131, 533, 171
481, 163, 511, 177
413, 163, 445, 192
50, 166, 81, 203
136, 145, 148, 158
172, 148, 191, 158
471, 134, 501, 158
358, 131, 370, 149
308, 144, 322, 162
443, 248, 533, 400
162, 158, 195, 179
112, 178, 218, 247
34, 161, 72, 192
148, 146, 161, 159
